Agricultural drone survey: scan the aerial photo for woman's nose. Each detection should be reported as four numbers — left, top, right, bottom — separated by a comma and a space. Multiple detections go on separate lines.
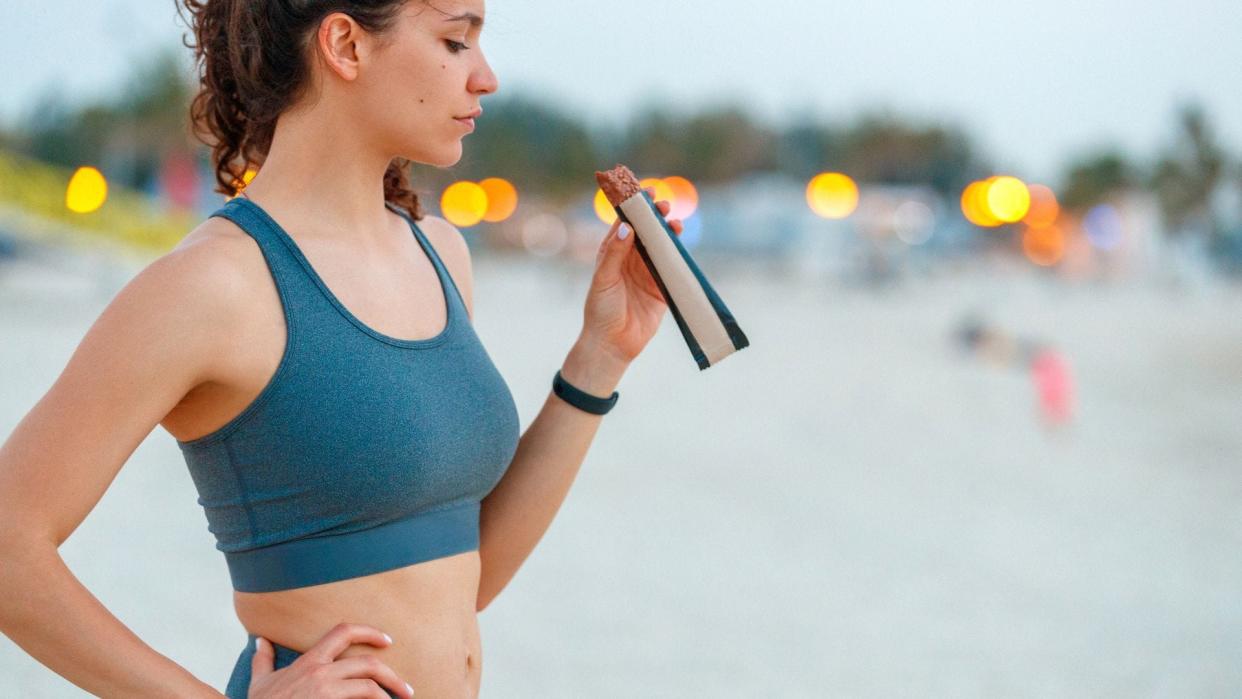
470, 54, 499, 95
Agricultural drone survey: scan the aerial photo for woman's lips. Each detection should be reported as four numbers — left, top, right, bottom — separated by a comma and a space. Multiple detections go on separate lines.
454, 116, 476, 131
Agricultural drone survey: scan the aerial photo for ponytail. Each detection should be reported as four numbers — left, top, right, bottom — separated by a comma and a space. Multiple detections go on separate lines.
178, 0, 425, 220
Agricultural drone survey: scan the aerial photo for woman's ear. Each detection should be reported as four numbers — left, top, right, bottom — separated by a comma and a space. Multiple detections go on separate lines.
315, 12, 365, 81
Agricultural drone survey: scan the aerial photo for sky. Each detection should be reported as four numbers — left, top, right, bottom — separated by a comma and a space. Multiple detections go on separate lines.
3, 0, 1240, 184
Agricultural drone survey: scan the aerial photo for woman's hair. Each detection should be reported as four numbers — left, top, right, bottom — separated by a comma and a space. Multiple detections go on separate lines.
178, 0, 426, 220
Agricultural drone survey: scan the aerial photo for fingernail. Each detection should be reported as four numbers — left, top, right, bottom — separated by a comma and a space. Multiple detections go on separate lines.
383, 633, 393, 644
618, 224, 629, 240
255, 637, 266, 652
406, 681, 414, 696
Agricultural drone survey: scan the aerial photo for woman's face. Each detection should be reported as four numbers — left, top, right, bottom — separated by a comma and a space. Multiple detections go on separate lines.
356, 0, 498, 167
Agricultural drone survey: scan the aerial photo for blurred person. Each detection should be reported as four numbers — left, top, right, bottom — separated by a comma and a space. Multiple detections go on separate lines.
954, 314, 1076, 430
1029, 344, 1075, 429
0, 1, 685, 697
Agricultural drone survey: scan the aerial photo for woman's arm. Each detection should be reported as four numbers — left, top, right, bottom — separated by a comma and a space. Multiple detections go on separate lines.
0, 236, 249, 697
475, 336, 628, 612
421, 214, 634, 612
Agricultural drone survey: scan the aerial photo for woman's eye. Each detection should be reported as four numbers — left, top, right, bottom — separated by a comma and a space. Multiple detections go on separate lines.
445, 39, 470, 54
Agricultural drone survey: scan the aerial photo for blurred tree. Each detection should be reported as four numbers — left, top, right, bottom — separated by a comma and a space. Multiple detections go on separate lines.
14, 47, 195, 193
1150, 102, 1225, 239
680, 105, 778, 182
616, 104, 776, 183
616, 105, 689, 176
1059, 150, 1134, 211
838, 111, 979, 197
443, 94, 600, 205
774, 120, 844, 181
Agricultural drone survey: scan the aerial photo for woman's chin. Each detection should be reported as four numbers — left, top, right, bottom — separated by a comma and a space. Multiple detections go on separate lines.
401, 141, 463, 169
432, 141, 465, 168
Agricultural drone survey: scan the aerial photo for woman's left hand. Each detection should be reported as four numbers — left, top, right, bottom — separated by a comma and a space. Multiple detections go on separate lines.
581, 187, 684, 367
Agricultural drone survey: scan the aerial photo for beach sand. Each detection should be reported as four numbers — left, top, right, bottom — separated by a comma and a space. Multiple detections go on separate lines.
2, 246, 1240, 697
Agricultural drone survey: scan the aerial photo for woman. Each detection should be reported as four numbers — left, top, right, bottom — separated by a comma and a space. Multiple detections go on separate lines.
0, 1, 684, 696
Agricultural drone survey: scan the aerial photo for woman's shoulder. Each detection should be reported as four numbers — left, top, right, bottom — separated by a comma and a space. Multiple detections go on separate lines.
413, 214, 465, 250
117, 216, 278, 346
167, 214, 276, 297
412, 214, 474, 318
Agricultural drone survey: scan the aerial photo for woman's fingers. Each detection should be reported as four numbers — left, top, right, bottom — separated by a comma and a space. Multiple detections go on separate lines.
327, 655, 414, 698
336, 678, 402, 698
248, 624, 416, 699
304, 622, 393, 663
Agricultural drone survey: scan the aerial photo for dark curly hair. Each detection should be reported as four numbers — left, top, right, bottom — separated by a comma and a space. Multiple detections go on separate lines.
177, 0, 426, 220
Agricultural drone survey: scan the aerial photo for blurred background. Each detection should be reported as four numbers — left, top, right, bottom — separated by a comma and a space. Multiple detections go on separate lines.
2, 1, 1240, 697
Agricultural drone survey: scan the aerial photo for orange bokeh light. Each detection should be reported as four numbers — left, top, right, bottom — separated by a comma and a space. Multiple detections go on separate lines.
662, 175, 699, 219
1023, 184, 1060, 229
639, 177, 676, 205
1022, 224, 1066, 266
961, 179, 1002, 227
479, 177, 518, 222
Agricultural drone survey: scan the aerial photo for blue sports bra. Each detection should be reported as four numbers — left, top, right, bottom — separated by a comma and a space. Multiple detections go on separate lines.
176, 196, 520, 593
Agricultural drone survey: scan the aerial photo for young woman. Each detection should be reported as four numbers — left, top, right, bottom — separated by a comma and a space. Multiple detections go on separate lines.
0, 1, 684, 696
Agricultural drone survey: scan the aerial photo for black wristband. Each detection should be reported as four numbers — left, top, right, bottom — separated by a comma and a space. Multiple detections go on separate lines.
552, 369, 619, 415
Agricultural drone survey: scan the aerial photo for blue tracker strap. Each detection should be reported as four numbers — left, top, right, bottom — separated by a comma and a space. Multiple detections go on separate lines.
552, 369, 619, 415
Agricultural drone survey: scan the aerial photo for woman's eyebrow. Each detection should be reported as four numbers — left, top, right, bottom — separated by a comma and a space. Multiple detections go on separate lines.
442, 12, 483, 28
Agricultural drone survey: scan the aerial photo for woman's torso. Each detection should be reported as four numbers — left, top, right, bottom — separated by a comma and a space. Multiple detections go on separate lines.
162, 202, 500, 698
231, 552, 484, 697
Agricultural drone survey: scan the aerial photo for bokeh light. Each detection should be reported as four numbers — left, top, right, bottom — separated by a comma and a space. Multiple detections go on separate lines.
593, 188, 618, 225
639, 177, 675, 206
227, 167, 259, 199
479, 177, 518, 223
961, 180, 1002, 227
1083, 203, 1124, 250
894, 200, 935, 245
1022, 224, 1067, 266
1023, 184, 1060, 228
985, 176, 1031, 223
521, 213, 568, 257
440, 181, 488, 227
806, 172, 859, 219
662, 176, 699, 220
65, 166, 107, 213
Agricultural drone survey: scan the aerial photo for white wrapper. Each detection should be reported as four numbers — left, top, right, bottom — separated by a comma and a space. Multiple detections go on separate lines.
615, 190, 749, 370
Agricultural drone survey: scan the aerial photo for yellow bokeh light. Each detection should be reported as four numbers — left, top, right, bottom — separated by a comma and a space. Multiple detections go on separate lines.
663, 176, 699, 219
806, 172, 859, 219
986, 176, 1031, 223
593, 189, 618, 225
961, 180, 1002, 227
440, 181, 488, 227
228, 167, 260, 200
638, 177, 676, 205
66, 166, 108, 213
1022, 184, 1059, 229
1022, 224, 1066, 266
479, 177, 518, 223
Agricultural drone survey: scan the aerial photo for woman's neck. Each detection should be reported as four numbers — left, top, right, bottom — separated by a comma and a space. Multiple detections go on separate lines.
238, 104, 396, 243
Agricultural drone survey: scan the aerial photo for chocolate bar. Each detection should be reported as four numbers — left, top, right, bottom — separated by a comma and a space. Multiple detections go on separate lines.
595, 164, 750, 370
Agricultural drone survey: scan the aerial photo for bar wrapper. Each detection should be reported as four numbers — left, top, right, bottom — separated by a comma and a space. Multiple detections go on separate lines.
595, 164, 750, 370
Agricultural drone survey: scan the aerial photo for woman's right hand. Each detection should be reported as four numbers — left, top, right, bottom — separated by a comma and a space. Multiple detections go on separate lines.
248, 623, 415, 698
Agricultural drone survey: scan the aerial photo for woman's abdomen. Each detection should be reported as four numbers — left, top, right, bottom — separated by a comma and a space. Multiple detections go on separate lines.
230, 550, 483, 698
